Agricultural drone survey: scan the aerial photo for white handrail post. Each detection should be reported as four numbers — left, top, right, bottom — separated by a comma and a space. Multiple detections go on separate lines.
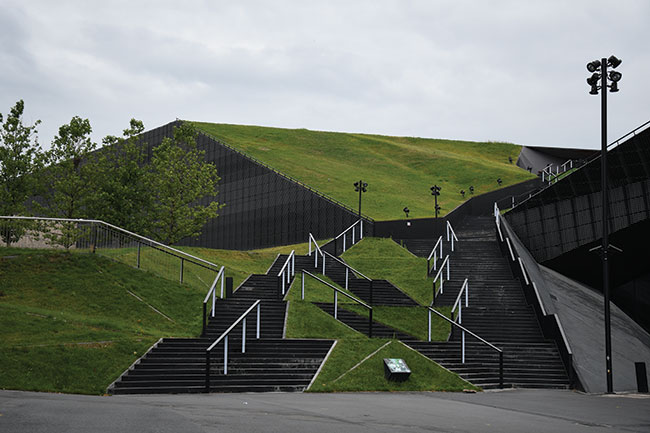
446, 223, 450, 241
428, 309, 432, 342
212, 287, 216, 318
224, 335, 228, 375
439, 238, 443, 256
360, 220, 363, 239
334, 291, 338, 320
315, 248, 318, 267
281, 274, 286, 295
352, 226, 355, 244
440, 277, 444, 294
322, 253, 326, 274
242, 318, 246, 353
220, 274, 224, 298
459, 305, 465, 364
291, 253, 295, 277
301, 271, 305, 300
343, 234, 346, 252
309, 238, 312, 256
433, 250, 437, 271
465, 281, 469, 307
256, 304, 261, 339
446, 259, 450, 280
451, 235, 455, 252
345, 268, 349, 290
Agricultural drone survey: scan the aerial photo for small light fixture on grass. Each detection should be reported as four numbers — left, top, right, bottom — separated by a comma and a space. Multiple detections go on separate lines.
460, 190, 465, 198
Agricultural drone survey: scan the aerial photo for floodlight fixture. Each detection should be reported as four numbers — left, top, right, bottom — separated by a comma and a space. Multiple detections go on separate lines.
587, 59, 602, 72
609, 81, 619, 93
403, 207, 409, 218
607, 55, 622, 69
609, 71, 622, 83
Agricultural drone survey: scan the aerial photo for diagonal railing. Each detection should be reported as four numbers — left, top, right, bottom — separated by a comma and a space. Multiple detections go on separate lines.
205, 300, 261, 392
334, 219, 364, 254
431, 255, 450, 306
277, 250, 296, 298
446, 220, 458, 252
427, 236, 443, 275
427, 306, 504, 388
0, 216, 223, 290
300, 270, 373, 337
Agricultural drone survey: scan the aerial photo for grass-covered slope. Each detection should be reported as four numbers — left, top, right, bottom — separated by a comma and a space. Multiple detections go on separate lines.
0, 248, 206, 394
192, 122, 535, 220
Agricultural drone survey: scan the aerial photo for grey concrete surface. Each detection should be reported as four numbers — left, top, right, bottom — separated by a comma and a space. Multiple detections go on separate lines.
540, 266, 650, 394
1, 389, 649, 433
500, 215, 650, 393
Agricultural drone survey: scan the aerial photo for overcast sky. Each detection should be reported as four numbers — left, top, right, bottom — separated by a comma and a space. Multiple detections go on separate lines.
1, 0, 649, 151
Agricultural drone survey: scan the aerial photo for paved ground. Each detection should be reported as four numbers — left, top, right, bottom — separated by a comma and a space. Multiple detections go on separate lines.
1, 389, 649, 433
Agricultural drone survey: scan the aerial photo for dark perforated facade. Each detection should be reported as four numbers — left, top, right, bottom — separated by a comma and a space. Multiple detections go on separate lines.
138, 121, 370, 250
505, 124, 650, 263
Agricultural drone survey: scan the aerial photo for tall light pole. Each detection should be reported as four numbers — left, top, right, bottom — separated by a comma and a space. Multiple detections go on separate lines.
430, 185, 441, 218
354, 180, 367, 221
586, 54, 622, 394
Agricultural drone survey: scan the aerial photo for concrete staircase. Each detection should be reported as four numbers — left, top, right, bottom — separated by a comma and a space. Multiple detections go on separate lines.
109, 256, 334, 394
401, 216, 570, 389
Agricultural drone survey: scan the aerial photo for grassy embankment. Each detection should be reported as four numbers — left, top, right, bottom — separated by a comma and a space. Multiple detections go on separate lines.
283, 238, 468, 392
192, 122, 535, 221
1, 239, 471, 394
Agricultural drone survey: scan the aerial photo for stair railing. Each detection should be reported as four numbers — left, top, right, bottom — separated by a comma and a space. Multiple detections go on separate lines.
427, 306, 504, 388
277, 250, 296, 298
308, 233, 326, 274
426, 236, 444, 275
431, 255, 450, 306
450, 278, 470, 360
334, 219, 364, 254
205, 300, 261, 392
494, 203, 578, 388
301, 270, 373, 337
202, 266, 226, 334
322, 251, 374, 305
0, 216, 222, 286
446, 220, 458, 252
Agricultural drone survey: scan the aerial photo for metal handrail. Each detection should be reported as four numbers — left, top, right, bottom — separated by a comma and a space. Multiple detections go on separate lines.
427, 306, 503, 388
301, 270, 373, 337
194, 127, 375, 222
451, 278, 469, 316
277, 250, 296, 297
432, 255, 450, 305
323, 251, 371, 281
446, 220, 458, 252
426, 236, 443, 274
334, 219, 364, 253
0, 216, 219, 271
308, 233, 326, 272
202, 267, 226, 334
205, 300, 261, 391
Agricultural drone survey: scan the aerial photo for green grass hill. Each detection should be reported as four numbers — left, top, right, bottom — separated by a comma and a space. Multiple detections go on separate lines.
192, 122, 536, 220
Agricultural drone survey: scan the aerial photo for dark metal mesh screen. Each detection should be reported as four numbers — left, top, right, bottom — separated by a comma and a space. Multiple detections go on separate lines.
506, 126, 650, 262
137, 121, 370, 250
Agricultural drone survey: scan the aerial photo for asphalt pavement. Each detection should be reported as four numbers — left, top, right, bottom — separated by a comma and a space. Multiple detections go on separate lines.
1, 388, 649, 433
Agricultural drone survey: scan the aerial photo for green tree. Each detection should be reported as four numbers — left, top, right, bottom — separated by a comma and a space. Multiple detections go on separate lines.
145, 123, 223, 244
0, 100, 43, 245
38, 116, 96, 248
88, 119, 151, 233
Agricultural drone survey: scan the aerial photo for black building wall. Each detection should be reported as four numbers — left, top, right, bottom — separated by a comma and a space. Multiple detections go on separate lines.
139, 121, 369, 250
505, 123, 650, 263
